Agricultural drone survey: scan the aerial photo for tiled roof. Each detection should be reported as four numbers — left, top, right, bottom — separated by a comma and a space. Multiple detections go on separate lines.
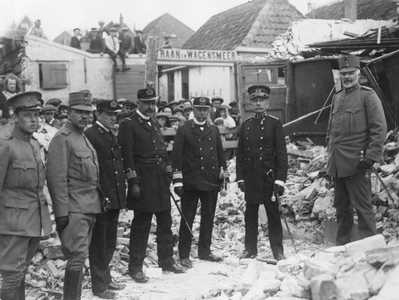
143, 13, 195, 48
307, 0, 397, 20
183, 0, 303, 50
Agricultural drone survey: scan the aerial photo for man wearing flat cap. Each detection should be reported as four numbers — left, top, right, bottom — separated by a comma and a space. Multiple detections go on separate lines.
118, 27, 133, 65
133, 29, 146, 54
85, 100, 126, 299
326, 55, 387, 245
172, 96, 228, 269
0, 92, 52, 300
47, 91, 102, 300
87, 28, 105, 55
70, 28, 81, 50
236, 85, 288, 261
119, 88, 185, 283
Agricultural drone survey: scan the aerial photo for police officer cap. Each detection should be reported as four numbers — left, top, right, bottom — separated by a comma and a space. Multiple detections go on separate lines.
173, 106, 184, 114
211, 96, 224, 103
46, 98, 62, 107
42, 104, 57, 112
339, 55, 360, 72
137, 88, 157, 101
193, 96, 211, 108
68, 91, 95, 111
124, 99, 138, 108
248, 85, 270, 100
97, 99, 121, 113
155, 112, 169, 119
5, 91, 42, 111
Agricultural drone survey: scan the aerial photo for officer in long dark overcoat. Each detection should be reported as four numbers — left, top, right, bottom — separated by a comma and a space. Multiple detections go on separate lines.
118, 88, 185, 283
236, 85, 288, 261
326, 55, 387, 245
0, 92, 52, 300
85, 100, 127, 299
172, 96, 228, 269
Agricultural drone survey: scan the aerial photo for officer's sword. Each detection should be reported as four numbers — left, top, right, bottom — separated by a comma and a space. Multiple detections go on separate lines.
170, 192, 195, 238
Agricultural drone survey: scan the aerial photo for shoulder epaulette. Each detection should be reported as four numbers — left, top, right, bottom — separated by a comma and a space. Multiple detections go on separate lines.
361, 85, 373, 91
242, 116, 253, 123
266, 114, 279, 120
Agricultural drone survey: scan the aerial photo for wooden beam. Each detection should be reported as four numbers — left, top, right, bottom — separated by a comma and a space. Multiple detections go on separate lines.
144, 36, 158, 88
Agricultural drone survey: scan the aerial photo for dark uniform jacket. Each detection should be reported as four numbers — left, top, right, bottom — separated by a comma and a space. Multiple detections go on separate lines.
133, 36, 146, 54
0, 127, 52, 236
88, 34, 105, 52
326, 84, 387, 178
172, 120, 227, 191
85, 122, 126, 210
47, 121, 102, 217
236, 114, 288, 204
70, 36, 81, 49
118, 111, 171, 212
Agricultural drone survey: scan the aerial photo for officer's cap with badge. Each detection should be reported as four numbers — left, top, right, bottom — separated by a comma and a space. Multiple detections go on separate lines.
68, 90, 95, 111
97, 99, 121, 113
137, 88, 158, 101
193, 96, 211, 108
6, 91, 42, 113
339, 55, 360, 72
248, 85, 271, 100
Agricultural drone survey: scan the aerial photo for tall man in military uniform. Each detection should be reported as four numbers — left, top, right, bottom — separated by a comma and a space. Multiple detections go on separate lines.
0, 92, 52, 300
236, 85, 288, 261
326, 55, 387, 245
85, 100, 126, 299
172, 97, 228, 269
118, 88, 185, 284
47, 91, 102, 300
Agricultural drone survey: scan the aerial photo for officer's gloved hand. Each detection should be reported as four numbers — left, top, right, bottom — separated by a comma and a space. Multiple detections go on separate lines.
274, 183, 285, 196
55, 216, 69, 238
238, 182, 246, 193
131, 183, 140, 200
357, 157, 373, 176
174, 186, 184, 197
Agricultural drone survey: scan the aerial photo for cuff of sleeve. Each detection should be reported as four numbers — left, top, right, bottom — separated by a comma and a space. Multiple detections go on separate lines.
174, 182, 183, 188
172, 170, 183, 185
126, 169, 139, 184
274, 180, 284, 187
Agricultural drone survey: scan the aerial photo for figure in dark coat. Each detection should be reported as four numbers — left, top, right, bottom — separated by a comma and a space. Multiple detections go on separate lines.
86, 28, 105, 54
133, 30, 146, 54
172, 97, 227, 269
70, 28, 81, 50
236, 85, 288, 261
85, 100, 127, 298
118, 88, 185, 283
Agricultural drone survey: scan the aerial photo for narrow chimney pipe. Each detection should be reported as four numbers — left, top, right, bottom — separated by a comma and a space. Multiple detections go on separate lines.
345, 0, 357, 21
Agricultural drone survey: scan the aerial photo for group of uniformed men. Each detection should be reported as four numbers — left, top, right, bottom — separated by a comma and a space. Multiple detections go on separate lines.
0, 54, 386, 300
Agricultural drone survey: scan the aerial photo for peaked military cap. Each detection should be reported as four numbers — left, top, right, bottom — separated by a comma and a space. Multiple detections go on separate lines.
6, 91, 42, 111
248, 85, 271, 100
193, 96, 211, 108
137, 88, 157, 101
97, 99, 121, 112
68, 91, 94, 111
339, 55, 360, 71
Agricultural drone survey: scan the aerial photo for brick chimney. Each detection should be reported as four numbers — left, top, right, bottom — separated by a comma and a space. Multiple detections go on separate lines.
120, 14, 124, 26
345, 0, 357, 21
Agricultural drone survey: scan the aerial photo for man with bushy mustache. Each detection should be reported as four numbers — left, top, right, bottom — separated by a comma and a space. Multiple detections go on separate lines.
326, 55, 387, 246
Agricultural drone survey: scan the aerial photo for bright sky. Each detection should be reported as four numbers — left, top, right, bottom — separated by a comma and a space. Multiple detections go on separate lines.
1, 0, 338, 40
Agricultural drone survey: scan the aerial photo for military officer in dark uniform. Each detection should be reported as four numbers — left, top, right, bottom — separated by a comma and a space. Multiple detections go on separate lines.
236, 85, 288, 261
326, 55, 387, 245
47, 91, 102, 300
85, 100, 126, 299
172, 96, 228, 269
0, 92, 52, 300
118, 88, 185, 284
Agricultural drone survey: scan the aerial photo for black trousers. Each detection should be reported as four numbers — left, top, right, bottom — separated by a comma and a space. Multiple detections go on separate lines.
89, 209, 120, 294
178, 189, 218, 258
244, 200, 283, 258
333, 172, 376, 246
104, 49, 126, 66
128, 209, 175, 274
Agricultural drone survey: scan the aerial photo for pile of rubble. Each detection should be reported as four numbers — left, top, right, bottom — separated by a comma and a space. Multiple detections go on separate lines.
202, 234, 399, 300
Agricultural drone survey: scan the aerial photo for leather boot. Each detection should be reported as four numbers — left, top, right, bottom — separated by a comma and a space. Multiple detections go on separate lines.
0, 287, 20, 300
63, 269, 83, 300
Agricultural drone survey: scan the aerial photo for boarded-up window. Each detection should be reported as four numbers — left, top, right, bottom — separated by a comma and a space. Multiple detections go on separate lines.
39, 63, 68, 89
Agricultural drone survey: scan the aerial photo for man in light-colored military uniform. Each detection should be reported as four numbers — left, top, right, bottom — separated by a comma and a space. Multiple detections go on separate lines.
47, 91, 102, 300
236, 85, 288, 261
326, 55, 387, 245
0, 92, 52, 300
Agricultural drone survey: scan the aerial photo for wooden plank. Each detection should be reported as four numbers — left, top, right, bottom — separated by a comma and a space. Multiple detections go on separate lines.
144, 37, 158, 88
